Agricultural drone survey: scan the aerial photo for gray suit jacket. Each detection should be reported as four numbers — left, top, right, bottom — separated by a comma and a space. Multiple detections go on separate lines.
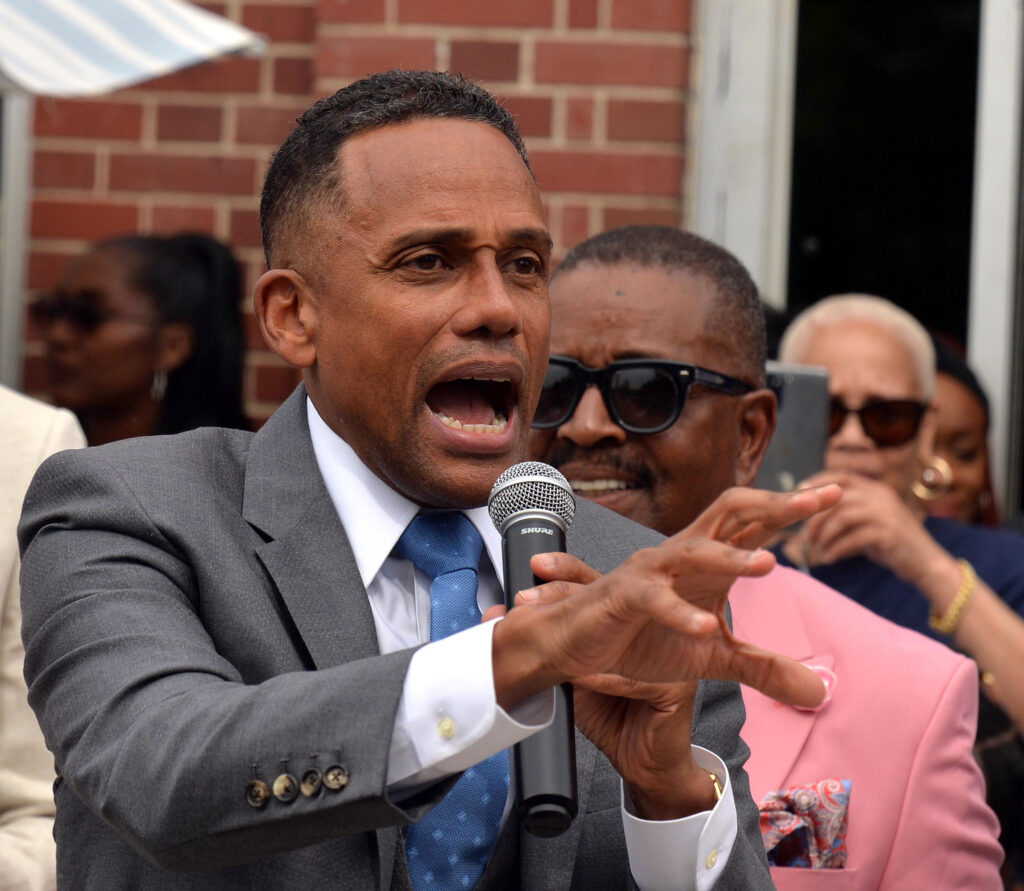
18, 387, 771, 889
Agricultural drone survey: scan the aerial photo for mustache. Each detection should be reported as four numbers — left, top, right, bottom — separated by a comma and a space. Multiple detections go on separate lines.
544, 442, 654, 487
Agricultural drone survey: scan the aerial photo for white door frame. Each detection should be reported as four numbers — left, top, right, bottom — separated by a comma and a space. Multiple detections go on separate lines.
691, 0, 1023, 506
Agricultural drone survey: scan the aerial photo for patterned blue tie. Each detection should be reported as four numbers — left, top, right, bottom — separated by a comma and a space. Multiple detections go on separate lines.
396, 512, 510, 890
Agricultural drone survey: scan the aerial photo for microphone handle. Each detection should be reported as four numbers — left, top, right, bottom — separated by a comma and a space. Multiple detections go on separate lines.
502, 517, 578, 838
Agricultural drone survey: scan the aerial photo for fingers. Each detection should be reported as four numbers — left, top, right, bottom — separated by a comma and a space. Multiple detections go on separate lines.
684, 484, 842, 549
530, 551, 601, 585
728, 642, 828, 709
481, 604, 507, 622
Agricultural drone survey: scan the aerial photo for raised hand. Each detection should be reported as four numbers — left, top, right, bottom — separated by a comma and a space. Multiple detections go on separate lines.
489, 484, 840, 817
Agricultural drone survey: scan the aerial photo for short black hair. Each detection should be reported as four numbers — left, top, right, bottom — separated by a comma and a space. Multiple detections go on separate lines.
260, 69, 531, 266
97, 233, 248, 433
556, 225, 767, 382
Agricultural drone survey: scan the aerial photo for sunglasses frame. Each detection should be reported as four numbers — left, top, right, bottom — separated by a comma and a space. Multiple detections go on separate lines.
828, 397, 928, 448
29, 292, 153, 334
533, 355, 755, 434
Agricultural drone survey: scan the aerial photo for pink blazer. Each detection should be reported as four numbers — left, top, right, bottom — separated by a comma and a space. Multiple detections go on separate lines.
731, 565, 1003, 890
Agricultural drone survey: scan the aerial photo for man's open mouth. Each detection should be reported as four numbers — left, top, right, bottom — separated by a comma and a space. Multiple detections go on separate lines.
426, 377, 515, 434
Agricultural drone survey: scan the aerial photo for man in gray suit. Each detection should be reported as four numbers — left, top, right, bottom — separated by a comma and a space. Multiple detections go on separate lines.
19, 70, 833, 889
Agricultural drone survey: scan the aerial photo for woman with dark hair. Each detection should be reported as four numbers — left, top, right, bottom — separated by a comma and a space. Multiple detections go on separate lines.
31, 233, 248, 444
928, 336, 1001, 526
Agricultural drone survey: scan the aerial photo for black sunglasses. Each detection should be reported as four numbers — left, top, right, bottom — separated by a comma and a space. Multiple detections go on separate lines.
533, 355, 755, 435
28, 292, 150, 333
828, 397, 927, 448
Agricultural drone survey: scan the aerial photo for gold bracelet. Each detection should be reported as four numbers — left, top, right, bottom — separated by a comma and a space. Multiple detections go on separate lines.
708, 772, 723, 802
929, 559, 977, 635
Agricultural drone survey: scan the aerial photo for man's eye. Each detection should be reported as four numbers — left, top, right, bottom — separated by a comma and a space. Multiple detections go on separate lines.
508, 256, 541, 275
407, 254, 445, 271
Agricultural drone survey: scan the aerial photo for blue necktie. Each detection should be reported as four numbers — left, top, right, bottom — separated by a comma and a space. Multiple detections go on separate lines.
396, 512, 510, 890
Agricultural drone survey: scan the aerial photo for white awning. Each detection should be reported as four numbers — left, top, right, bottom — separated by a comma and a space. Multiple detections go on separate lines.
0, 0, 265, 97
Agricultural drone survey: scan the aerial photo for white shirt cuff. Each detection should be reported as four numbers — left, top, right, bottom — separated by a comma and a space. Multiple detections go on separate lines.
622, 746, 737, 891
387, 617, 554, 791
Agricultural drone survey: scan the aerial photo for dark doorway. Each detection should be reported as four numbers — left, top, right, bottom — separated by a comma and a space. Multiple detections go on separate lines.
786, 1, 981, 345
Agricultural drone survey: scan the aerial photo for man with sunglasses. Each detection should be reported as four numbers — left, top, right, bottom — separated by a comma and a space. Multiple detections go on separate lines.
529, 226, 1002, 888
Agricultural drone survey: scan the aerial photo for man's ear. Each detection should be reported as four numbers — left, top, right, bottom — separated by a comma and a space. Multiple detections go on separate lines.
734, 388, 778, 487
254, 268, 318, 369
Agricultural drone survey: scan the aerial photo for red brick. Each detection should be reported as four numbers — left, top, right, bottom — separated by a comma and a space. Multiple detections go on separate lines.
535, 42, 687, 87
156, 105, 223, 142
34, 99, 142, 139
450, 41, 519, 82
244, 312, 263, 349
612, 0, 690, 32
500, 96, 552, 138
110, 154, 256, 195
567, 97, 593, 140
152, 205, 218, 234
561, 205, 589, 247
318, 0, 386, 22
243, 4, 316, 42
530, 149, 683, 196
254, 359, 303, 403
602, 206, 681, 230
194, 2, 227, 14
237, 105, 303, 145
398, 0, 553, 26
142, 57, 260, 93
608, 99, 685, 143
33, 151, 95, 189
230, 208, 263, 249
274, 57, 315, 96
31, 200, 139, 240
28, 250, 77, 290
569, 0, 599, 28
317, 36, 436, 79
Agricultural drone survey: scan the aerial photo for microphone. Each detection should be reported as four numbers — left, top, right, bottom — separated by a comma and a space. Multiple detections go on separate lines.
488, 461, 577, 838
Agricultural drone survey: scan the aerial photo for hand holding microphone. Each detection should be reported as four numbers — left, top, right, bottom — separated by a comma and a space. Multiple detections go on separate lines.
488, 461, 578, 838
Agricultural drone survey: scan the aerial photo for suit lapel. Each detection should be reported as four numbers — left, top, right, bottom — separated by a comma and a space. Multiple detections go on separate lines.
244, 386, 380, 670
731, 574, 833, 793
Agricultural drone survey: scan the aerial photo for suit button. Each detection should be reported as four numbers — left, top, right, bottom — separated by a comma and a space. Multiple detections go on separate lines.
300, 769, 322, 797
323, 764, 349, 791
273, 773, 299, 803
245, 780, 270, 809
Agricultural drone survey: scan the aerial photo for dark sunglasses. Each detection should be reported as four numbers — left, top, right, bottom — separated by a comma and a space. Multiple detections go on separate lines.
533, 355, 755, 435
28, 292, 150, 333
828, 397, 927, 448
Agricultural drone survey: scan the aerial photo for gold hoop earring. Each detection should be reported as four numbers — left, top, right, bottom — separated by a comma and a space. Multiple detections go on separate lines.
912, 456, 953, 501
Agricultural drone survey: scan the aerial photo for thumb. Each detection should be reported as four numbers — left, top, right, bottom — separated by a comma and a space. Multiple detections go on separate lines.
729, 642, 828, 710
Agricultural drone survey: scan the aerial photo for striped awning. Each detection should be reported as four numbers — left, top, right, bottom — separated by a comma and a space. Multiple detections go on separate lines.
0, 0, 265, 97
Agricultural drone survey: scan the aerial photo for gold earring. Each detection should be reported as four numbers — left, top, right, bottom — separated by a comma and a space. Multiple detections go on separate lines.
912, 456, 953, 501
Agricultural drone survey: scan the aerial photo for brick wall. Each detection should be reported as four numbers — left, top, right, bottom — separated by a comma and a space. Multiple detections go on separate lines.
23, 0, 692, 425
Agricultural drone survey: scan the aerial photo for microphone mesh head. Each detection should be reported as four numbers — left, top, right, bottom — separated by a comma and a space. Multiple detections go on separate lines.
488, 461, 576, 532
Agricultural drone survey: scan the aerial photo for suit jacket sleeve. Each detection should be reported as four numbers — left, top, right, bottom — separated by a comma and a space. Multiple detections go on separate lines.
877, 656, 1003, 888
18, 446, 429, 872
1, 395, 84, 891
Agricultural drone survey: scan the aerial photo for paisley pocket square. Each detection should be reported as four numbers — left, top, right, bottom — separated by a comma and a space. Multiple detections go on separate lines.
759, 777, 851, 869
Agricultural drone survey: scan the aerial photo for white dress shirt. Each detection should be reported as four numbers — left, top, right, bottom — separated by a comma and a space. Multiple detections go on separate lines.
307, 399, 737, 890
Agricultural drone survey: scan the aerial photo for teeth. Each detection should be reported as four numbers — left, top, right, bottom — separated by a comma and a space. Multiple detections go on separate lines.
570, 479, 633, 492
437, 412, 508, 434
468, 376, 510, 382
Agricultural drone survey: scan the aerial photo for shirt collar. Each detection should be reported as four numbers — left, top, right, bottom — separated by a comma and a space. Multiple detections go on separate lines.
306, 397, 504, 589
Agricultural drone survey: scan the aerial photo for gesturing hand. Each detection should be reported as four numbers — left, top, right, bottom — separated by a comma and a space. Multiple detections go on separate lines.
489, 484, 840, 818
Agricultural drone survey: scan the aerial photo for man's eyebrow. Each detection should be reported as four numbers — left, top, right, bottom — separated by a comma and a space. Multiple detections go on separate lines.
389, 226, 553, 253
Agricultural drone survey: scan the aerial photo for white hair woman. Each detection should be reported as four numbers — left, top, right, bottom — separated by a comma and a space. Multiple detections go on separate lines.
777, 294, 1024, 882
